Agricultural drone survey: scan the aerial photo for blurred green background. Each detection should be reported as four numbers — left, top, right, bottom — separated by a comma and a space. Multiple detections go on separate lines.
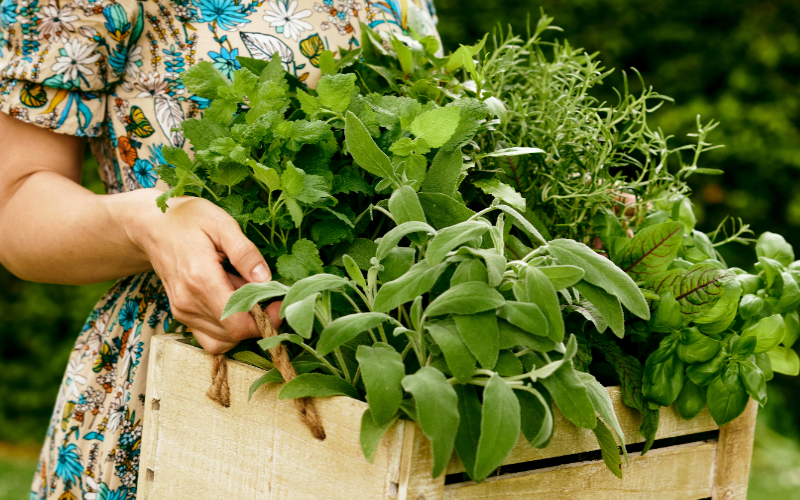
2, 0, 799, 497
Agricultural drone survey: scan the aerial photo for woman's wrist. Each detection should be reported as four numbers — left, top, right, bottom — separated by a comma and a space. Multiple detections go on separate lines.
105, 187, 165, 272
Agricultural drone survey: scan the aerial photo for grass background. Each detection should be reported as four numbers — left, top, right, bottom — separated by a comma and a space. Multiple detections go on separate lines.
2, 0, 800, 497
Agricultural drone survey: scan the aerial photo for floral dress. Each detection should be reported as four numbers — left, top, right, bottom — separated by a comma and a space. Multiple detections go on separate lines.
0, 0, 440, 497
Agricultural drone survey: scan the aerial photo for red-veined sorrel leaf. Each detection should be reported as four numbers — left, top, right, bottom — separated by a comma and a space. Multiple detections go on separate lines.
616, 222, 684, 280
649, 264, 735, 317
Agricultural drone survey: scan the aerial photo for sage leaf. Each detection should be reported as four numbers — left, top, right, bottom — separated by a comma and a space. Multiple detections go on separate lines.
498, 319, 557, 352
494, 350, 523, 376
453, 247, 506, 287
360, 409, 398, 463
257, 333, 304, 351
280, 274, 348, 317
548, 239, 650, 320
284, 292, 319, 339
451, 259, 489, 286
317, 312, 392, 356
537, 265, 585, 290
539, 358, 597, 429
222, 281, 289, 320
421, 148, 463, 198
426, 220, 490, 267
574, 281, 624, 338
454, 384, 482, 478
376, 221, 435, 262
409, 106, 460, 148
379, 247, 416, 283
356, 344, 405, 425
279, 373, 360, 400
517, 386, 554, 448
401, 367, 460, 478
426, 282, 505, 317
374, 261, 447, 312
577, 371, 628, 464
473, 374, 521, 482
454, 311, 500, 369
524, 267, 564, 342
427, 321, 476, 384
345, 111, 394, 179
388, 185, 426, 225
497, 302, 548, 337
418, 192, 476, 229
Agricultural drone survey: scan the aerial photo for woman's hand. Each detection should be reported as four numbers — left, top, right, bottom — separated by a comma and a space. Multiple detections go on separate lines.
126, 190, 280, 354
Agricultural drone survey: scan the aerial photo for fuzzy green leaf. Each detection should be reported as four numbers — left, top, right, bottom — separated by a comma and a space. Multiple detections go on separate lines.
356, 344, 405, 425
279, 373, 360, 400
317, 312, 392, 356
222, 281, 290, 320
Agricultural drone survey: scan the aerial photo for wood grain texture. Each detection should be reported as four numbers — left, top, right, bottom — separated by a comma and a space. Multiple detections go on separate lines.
446, 386, 719, 474
712, 398, 758, 500
397, 421, 445, 500
138, 336, 404, 500
444, 441, 717, 500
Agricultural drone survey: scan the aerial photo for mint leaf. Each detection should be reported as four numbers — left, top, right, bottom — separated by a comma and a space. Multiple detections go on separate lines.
317, 73, 357, 113
183, 61, 230, 99
409, 106, 461, 148
276, 238, 324, 281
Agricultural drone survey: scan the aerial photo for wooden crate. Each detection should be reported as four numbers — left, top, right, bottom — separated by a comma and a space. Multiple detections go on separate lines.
138, 335, 757, 500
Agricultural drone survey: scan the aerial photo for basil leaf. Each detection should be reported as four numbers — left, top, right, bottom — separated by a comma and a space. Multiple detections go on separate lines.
356, 344, 405, 425
548, 238, 650, 320
223, 281, 289, 319
675, 378, 707, 420
677, 328, 722, 364
279, 373, 360, 400
739, 359, 767, 406
472, 374, 521, 482
317, 312, 392, 356
524, 267, 564, 342
642, 337, 685, 407
741, 314, 786, 353
401, 367, 460, 478
706, 364, 749, 425
360, 409, 398, 464
766, 346, 800, 376
426, 321, 476, 384
454, 311, 500, 369
756, 231, 794, 267
686, 346, 729, 386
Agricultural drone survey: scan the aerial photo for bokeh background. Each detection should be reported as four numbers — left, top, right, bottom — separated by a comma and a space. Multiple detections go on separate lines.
2, 0, 800, 497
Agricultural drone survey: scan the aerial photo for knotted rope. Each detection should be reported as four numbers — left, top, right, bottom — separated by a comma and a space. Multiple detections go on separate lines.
206, 305, 326, 441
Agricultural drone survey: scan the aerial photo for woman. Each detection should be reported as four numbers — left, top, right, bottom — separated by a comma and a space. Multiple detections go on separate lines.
0, 0, 440, 497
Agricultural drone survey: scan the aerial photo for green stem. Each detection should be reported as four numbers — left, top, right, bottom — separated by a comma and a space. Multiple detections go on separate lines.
334, 347, 351, 383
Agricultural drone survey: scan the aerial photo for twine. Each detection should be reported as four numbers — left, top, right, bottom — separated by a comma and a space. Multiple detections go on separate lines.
205, 305, 327, 441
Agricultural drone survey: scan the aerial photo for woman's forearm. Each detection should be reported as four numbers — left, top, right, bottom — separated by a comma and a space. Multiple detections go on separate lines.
0, 169, 156, 284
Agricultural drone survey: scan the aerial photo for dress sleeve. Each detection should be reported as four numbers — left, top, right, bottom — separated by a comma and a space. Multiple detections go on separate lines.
0, 0, 142, 137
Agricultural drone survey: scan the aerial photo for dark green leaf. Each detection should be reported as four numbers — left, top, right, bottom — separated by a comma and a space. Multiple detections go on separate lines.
318, 312, 391, 356
360, 409, 398, 463
356, 344, 405, 426
592, 418, 623, 478
421, 148, 463, 198
675, 378, 707, 420
454, 311, 500, 369
706, 364, 749, 425
454, 384, 482, 478
540, 359, 597, 429
373, 261, 447, 312
426, 321, 477, 384
473, 374, 521, 482
418, 192, 476, 230
345, 111, 395, 179
574, 281, 624, 338
517, 387, 554, 448
616, 222, 684, 280
741, 314, 786, 353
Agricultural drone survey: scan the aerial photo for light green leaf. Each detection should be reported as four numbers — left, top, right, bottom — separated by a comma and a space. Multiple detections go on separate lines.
741, 314, 786, 353
280, 274, 348, 316
473, 179, 526, 212
477, 147, 544, 158
356, 344, 405, 426
450, 259, 488, 286
257, 332, 304, 351
427, 321, 476, 384
376, 221, 436, 262
222, 281, 289, 320
454, 311, 500, 369
345, 111, 395, 179
496, 302, 548, 337
766, 346, 800, 376
454, 384, 481, 478
539, 358, 597, 429
373, 261, 447, 312
453, 247, 506, 288
284, 292, 319, 339
316, 73, 357, 113
388, 185, 426, 224
401, 367, 460, 478
592, 418, 623, 478
427, 220, 490, 267
317, 312, 392, 356
360, 409, 398, 463
536, 265, 585, 290
425, 282, 505, 317
548, 239, 650, 320
577, 371, 628, 464
420, 148, 463, 198
524, 267, 564, 342
757, 232, 794, 267
409, 106, 461, 148
279, 373, 360, 400
574, 281, 624, 338
472, 374, 521, 482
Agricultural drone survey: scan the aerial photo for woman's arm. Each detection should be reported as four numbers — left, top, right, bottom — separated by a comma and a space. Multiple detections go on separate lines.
0, 113, 277, 353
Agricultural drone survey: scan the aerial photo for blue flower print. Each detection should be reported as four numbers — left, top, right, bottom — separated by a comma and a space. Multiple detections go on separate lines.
193, 0, 250, 31
208, 47, 241, 78
104, 486, 129, 500
148, 144, 167, 168
132, 158, 157, 188
0, 0, 17, 30
55, 443, 83, 486
118, 299, 140, 331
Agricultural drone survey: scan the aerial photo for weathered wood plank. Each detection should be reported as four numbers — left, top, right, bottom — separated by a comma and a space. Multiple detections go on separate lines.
446, 386, 718, 474
397, 421, 445, 500
444, 441, 716, 500
139, 336, 404, 500
712, 398, 758, 500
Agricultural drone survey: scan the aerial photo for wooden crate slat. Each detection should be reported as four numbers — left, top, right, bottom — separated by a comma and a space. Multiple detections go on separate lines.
445, 386, 719, 474
712, 398, 758, 500
141, 337, 403, 500
443, 441, 716, 500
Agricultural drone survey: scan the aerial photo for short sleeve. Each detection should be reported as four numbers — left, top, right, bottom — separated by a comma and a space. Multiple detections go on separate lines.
0, 0, 142, 137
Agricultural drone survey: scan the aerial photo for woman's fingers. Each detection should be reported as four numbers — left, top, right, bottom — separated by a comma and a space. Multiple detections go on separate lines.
211, 217, 272, 284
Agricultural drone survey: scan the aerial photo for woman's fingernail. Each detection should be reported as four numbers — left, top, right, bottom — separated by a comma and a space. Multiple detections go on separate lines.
252, 263, 271, 283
